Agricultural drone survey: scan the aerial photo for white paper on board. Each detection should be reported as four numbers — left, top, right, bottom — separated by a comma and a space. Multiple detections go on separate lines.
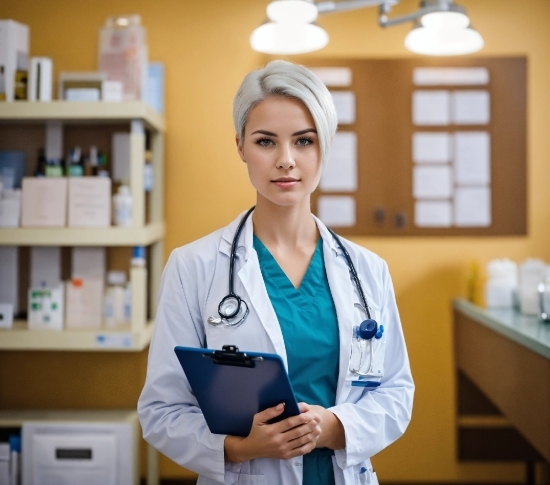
452, 90, 490, 125
412, 90, 451, 126
415, 200, 453, 227
454, 186, 491, 227
317, 196, 356, 227
454, 131, 491, 185
320, 132, 357, 192
331, 91, 356, 125
412, 132, 452, 163
309, 67, 352, 87
413, 67, 489, 86
413, 165, 453, 199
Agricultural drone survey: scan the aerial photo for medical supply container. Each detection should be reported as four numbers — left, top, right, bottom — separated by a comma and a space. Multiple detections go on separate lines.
518, 258, 546, 315
538, 266, 550, 322
485, 258, 517, 308
104, 271, 127, 328
112, 185, 133, 226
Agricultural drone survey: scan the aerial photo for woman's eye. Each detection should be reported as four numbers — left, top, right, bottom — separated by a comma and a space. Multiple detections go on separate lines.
296, 137, 314, 146
256, 138, 274, 147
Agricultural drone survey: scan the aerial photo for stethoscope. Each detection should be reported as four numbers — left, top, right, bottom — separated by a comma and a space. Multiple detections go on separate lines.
206, 207, 384, 375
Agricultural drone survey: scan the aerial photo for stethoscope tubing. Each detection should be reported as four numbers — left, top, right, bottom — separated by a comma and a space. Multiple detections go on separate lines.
214, 207, 380, 375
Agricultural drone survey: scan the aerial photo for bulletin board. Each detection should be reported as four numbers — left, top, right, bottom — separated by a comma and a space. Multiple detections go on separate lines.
299, 57, 527, 236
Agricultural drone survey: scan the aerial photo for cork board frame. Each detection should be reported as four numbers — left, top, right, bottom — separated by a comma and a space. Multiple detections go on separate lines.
298, 57, 527, 236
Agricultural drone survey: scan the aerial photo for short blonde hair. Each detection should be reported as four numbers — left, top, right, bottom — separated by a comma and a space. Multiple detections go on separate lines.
233, 60, 337, 167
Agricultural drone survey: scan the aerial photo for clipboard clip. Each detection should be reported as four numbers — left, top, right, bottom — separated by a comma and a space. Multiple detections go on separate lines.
206, 345, 261, 368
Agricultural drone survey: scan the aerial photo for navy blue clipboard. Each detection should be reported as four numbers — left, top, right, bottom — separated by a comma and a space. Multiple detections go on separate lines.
174, 345, 301, 437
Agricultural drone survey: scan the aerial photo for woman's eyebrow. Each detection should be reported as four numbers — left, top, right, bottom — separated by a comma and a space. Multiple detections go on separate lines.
250, 128, 317, 136
292, 128, 317, 136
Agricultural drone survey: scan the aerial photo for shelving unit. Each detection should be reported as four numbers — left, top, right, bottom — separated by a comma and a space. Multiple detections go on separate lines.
0, 409, 159, 485
0, 101, 165, 352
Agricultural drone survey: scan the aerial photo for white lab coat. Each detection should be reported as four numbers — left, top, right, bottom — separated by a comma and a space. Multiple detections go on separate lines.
138, 211, 414, 485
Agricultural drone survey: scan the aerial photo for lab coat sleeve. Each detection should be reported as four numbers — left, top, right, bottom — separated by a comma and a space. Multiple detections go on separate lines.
329, 259, 414, 469
137, 249, 226, 483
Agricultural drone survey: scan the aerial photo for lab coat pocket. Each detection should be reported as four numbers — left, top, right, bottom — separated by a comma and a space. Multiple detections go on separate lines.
236, 474, 266, 485
354, 464, 378, 485
224, 472, 266, 485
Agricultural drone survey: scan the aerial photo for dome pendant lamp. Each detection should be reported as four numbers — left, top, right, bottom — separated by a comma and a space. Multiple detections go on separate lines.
250, 0, 484, 56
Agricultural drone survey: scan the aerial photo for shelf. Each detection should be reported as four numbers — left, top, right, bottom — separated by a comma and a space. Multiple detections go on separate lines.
0, 319, 155, 352
457, 415, 513, 428
0, 221, 164, 246
0, 101, 165, 132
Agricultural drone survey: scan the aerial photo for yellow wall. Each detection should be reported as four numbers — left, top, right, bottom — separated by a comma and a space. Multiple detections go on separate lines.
0, 0, 548, 481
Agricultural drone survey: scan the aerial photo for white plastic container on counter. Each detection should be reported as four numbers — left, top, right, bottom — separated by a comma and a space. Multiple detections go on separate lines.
485, 259, 517, 308
538, 266, 550, 322
518, 258, 546, 315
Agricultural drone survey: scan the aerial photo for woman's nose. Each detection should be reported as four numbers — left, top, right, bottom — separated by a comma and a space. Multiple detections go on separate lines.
276, 145, 296, 170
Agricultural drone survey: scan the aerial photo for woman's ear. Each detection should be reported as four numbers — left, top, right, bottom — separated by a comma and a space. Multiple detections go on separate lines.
236, 134, 246, 163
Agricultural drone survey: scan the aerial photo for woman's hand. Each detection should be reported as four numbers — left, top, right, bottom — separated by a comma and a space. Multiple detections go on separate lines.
307, 404, 346, 450
224, 402, 321, 463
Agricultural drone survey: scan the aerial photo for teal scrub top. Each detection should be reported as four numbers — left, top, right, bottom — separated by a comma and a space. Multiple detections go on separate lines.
253, 235, 340, 485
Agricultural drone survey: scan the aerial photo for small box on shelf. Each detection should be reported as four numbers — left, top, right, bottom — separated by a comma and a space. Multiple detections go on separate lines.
21, 177, 67, 227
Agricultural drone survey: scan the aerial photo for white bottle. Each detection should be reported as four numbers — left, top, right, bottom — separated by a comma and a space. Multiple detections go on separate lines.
538, 266, 550, 322
113, 185, 133, 226
485, 259, 517, 308
104, 271, 127, 328
124, 282, 132, 321
518, 258, 546, 315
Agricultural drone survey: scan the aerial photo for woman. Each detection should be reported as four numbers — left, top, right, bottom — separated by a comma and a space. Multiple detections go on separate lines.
138, 60, 414, 485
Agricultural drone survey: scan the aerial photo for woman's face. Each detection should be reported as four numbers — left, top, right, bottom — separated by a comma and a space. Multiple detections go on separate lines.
237, 95, 322, 208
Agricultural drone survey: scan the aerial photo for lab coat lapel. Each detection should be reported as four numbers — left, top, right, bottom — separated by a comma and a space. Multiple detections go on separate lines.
315, 217, 355, 406
220, 210, 288, 368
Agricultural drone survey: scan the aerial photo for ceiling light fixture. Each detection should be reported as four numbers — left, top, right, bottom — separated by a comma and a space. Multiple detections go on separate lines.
250, 0, 484, 56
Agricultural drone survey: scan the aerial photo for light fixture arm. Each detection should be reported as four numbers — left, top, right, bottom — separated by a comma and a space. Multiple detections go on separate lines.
379, 4, 443, 27
316, 0, 398, 15
315, 0, 463, 28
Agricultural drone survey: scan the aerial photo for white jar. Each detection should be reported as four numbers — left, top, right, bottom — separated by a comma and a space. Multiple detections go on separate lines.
113, 185, 133, 226
538, 266, 550, 322
519, 258, 546, 315
485, 259, 517, 308
104, 271, 127, 328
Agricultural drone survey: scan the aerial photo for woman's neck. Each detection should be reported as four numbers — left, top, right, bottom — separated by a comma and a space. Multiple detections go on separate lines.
252, 194, 318, 251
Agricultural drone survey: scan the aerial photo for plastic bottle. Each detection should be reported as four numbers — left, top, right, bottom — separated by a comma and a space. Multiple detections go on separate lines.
131, 246, 146, 267
124, 282, 132, 321
485, 259, 517, 308
104, 271, 127, 328
538, 266, 550, 322
112, 185, 133, 226
467, 260, 484, 307
518, 258, 546, 315
144, 149, 153, 192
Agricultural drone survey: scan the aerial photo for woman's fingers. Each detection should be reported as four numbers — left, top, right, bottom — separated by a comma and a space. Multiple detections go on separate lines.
253, 403, 286, 425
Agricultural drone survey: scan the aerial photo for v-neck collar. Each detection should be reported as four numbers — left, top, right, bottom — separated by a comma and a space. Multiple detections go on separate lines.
253, 235, 323, 295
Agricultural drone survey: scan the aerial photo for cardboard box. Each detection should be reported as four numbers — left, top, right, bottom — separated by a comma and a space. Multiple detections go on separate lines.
29, 57, 53, 101
21, 177, 67, 227
68, 177, 111, 227
0, 20, 29, 101
30, 246, 61, 288
28, 285, 64, 330
65, 278, 103, 329
0, 246, 18, 314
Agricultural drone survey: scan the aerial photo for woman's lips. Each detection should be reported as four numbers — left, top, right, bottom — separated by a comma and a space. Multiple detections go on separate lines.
272, 179, 299, 188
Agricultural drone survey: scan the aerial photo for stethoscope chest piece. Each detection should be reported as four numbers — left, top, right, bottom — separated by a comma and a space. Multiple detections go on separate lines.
356, 319, 378, 340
